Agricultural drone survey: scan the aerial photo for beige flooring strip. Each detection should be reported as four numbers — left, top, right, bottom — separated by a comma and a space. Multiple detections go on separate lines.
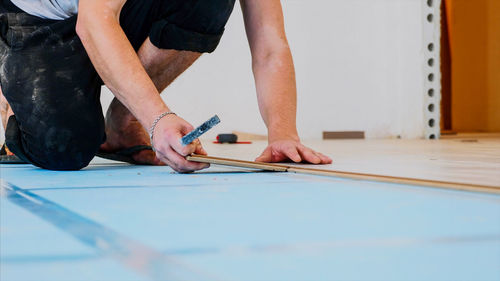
187, 155, 500, 195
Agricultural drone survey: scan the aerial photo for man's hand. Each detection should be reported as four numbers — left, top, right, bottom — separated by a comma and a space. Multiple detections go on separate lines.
256, 139, 332, 164
152, 115, 209, 172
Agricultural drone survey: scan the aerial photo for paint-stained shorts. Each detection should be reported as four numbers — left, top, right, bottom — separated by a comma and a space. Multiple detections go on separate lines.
0, 0, 236, 170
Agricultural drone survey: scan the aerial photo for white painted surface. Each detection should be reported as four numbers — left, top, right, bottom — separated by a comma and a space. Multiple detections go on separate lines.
1, 0, 429, 144
102, 0, 427, 140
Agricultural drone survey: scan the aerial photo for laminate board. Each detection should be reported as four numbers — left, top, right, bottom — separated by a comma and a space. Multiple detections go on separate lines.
200, 137, 500, 189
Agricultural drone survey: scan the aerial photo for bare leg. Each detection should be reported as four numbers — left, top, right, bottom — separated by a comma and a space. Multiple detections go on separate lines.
100, 38, 201, 164
139, 38, 201, 92
1, 86, 14, 155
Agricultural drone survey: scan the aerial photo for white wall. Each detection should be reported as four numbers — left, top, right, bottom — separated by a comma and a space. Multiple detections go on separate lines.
1, 0, 428, 144
103, 0, 427, 140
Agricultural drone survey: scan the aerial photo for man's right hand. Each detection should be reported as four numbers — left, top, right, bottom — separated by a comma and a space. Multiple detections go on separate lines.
151, 114, 209, 173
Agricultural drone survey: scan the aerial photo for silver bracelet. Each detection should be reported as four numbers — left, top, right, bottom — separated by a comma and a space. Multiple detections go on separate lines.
149, 111, 176, 151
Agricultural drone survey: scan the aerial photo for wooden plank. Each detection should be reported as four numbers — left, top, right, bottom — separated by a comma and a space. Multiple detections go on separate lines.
187, 154, 500, 195
287, 167, 500, 195
186, 155, 289, 172
322, 131, 365, 140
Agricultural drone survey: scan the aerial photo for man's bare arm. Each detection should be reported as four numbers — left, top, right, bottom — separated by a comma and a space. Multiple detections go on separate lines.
76, 0, 208, 172
240, 0, 331, 164
77, 0, 163, 129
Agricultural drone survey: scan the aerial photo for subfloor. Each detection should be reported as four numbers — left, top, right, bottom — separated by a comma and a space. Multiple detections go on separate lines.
1, 137, 500, 281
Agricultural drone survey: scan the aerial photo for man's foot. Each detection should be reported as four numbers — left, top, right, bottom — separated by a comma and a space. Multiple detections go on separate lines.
1, 86, 14, 133
99, 99, 163, 165
1, 144, 14, 156
0, 144, 27, 164
0, 87, 19, 159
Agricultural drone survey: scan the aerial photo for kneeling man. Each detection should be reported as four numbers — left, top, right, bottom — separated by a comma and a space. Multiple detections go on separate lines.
0, 0, 331, 172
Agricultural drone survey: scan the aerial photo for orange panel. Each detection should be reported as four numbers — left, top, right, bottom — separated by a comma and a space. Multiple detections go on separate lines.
487, 0, 500, 131
447, 0, 500, 132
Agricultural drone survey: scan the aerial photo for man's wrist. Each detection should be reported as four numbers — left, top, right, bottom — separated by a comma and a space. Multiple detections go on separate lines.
268, 127, 300, 143
149, 111, 177, 151
135, 99, 170, 131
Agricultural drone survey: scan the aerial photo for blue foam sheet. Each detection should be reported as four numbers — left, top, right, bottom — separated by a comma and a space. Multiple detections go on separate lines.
1, 162, 499, 281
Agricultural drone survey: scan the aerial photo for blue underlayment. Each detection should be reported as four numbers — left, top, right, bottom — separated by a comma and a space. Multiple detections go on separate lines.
1, 161, 500, 281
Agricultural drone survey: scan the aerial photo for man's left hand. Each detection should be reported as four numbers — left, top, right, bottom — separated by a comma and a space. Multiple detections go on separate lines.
255, 140, 332, 164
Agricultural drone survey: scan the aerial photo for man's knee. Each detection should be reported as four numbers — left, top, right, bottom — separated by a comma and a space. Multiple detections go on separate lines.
34, 125, 104, 171
11, 119, 104, 171
189, 0, 237, 35
150, 0, 236, 53
5, 113, 103, 171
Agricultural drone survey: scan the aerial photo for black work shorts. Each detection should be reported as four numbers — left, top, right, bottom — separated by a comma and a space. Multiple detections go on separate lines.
0, 0, 235, 170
